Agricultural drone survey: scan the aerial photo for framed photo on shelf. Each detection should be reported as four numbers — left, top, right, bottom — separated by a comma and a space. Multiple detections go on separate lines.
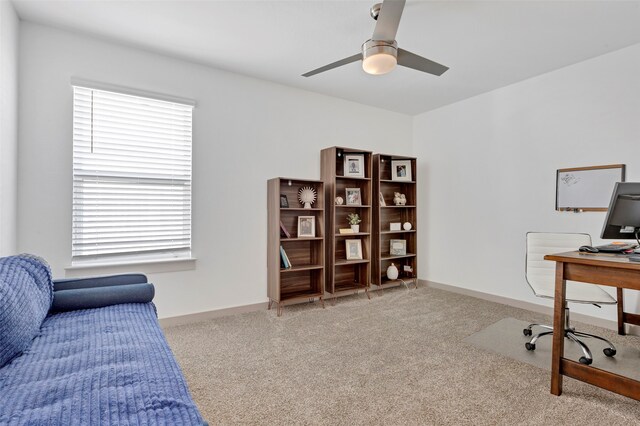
389, 222, 401, 231
390, 239, 407, 256
344, 154, 365, 178
345, 188, 362, 206
391, 160, 412, 181
345, 239, 363, 260
297, 216, 315, 238
280, 194, 289, 208
379, 192, 386, 206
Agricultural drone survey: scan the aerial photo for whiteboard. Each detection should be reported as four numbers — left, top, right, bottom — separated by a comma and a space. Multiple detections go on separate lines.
556, 165, 625, 211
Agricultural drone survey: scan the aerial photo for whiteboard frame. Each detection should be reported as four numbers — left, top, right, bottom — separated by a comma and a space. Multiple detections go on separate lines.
555, 164, 625, 212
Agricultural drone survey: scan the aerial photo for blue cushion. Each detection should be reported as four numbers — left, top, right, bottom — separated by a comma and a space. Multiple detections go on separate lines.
0, 254, 53, 368
53, 273, 148, 291
51, 282, 155, 312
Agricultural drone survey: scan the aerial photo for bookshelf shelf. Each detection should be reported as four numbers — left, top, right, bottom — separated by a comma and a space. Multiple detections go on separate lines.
268, 177, 325, 316
334, 232, 370, 237
380, 253, 417, 261
380, 230, 416, 235
336, 176, 372, 181
280, 264, 324, 272
373, 154, 418, 290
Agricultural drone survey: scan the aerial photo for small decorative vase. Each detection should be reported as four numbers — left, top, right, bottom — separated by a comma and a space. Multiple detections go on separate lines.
351, 224, 360, 233
387, 263, 399, 280
403, 222, 412, 231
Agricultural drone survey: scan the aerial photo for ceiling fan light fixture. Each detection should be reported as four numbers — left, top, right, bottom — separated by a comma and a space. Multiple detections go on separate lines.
362, 39, 398, 75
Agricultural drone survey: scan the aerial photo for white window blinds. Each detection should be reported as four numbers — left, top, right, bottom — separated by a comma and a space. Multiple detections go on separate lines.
72, 86, 193, 262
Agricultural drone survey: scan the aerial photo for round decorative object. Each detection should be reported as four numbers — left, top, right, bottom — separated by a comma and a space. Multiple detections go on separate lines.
403, 222, 412, 231
387, 263, 399, 280
298, 186, 317, 209
335, 196, 344, 205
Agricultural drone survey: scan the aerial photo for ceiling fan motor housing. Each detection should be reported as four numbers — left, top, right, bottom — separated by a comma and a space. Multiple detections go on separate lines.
362, 39, 398, 75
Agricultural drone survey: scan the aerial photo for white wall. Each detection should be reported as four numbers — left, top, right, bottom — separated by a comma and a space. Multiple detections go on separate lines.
0, 0, 18, 256
17, 23, 413, 319
413, 43, 640, 321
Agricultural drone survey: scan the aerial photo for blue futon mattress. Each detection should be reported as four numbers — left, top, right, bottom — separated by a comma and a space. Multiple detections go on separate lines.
0, 303, 205, 425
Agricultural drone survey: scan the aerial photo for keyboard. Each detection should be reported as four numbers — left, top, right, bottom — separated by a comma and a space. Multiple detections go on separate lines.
595, 243, 638, 253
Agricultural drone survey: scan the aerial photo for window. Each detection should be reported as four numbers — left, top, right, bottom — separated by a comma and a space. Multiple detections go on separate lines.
72, 85, 193, 264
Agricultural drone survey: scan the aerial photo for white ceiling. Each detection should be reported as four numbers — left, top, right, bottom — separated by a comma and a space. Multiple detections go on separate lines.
11, 0, 640, 115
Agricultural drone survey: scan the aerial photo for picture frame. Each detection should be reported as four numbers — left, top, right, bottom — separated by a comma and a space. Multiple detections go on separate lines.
389, 222, 401, 231
344, 154, 365, 178
345, 188, 362, 206
390, 239, 407, 256
391, 160, 412, 181
379, 192, 386, 206
345, 239, 363, 260
280, 194, 289, 208
297, 216, 315, 238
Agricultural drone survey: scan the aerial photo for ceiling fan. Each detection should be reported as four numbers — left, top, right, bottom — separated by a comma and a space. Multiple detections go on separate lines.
302, 0, 449, 77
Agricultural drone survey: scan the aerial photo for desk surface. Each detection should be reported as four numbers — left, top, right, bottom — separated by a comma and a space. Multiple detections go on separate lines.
544, 251, 640, 271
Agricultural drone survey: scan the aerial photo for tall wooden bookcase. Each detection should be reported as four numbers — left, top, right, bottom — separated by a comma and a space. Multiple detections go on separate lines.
321, 147, 372, 299
267, 178, 325, 316
372, 154, 418, 288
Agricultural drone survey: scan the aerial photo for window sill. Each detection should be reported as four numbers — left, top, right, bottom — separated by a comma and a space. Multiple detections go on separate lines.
65, 257, 197, 275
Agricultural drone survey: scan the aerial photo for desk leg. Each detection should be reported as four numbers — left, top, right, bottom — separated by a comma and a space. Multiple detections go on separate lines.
617, 288, 625, 336
551, 262, 566, 396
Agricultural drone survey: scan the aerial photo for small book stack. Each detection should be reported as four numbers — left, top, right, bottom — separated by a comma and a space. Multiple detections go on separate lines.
280, 245, 292, 269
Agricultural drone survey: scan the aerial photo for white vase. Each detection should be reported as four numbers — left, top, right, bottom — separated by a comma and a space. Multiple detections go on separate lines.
387, 263, 399, 280
351, 224, 360, 233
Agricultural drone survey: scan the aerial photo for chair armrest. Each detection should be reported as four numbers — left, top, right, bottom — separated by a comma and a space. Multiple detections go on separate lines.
51, 283, 155, 313
53, 274, 148, 291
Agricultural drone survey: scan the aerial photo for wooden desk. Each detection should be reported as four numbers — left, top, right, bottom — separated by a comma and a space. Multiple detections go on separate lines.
544, 251, 640, 400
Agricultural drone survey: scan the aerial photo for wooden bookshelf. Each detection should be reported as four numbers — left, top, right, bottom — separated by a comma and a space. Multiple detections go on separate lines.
321, 147, 372, 299
372, 154, 418, 289
267, 178, 325, 316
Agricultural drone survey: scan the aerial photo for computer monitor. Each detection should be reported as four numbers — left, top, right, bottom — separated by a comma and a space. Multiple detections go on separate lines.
601, 182, 640, 241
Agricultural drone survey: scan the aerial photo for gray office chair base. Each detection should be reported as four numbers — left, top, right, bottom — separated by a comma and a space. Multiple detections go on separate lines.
523, 308, 617, 365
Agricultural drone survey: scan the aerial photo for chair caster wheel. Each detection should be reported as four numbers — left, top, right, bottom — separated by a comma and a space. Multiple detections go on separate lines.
603, 348, 616, 357
523, 328, 532, 336
579, 356, 593, 365
525, 342, 535, 351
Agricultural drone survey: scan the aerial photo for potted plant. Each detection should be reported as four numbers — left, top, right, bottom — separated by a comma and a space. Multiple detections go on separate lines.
347, 213, 361, 233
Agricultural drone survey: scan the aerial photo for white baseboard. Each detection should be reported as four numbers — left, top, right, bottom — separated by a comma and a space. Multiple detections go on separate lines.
159, 280, 636, 335
421, 279, 636, 334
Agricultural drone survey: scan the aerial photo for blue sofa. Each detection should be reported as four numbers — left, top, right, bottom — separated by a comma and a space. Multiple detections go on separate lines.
0, 254, 206, 425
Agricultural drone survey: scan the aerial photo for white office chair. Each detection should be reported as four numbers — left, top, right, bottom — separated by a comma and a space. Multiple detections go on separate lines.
525, 232, 617, 365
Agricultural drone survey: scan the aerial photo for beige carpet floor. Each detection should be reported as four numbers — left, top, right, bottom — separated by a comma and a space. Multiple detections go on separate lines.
163, 286, 640, 425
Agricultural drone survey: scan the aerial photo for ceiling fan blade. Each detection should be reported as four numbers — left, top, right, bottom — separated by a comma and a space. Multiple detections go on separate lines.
302, 53, 362, 77
372, 0, 406, 41
397, 48, 449, 76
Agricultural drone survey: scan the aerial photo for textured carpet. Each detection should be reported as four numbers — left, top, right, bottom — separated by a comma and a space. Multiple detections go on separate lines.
465, 317, 640, 380
163, 286, 640, 425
